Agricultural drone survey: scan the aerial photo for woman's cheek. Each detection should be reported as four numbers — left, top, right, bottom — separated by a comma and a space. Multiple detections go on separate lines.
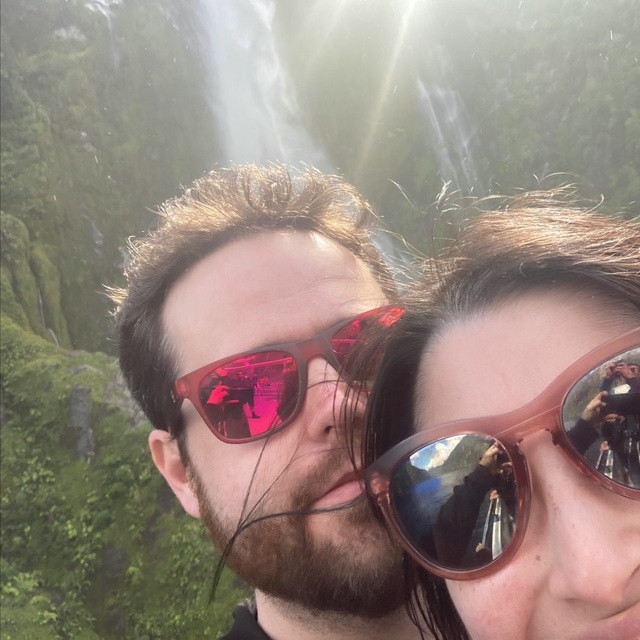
447, 574, 529, 639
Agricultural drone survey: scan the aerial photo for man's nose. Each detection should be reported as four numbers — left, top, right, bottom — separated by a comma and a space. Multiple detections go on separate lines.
525, 436, 640, 608
299, 356, 364, 443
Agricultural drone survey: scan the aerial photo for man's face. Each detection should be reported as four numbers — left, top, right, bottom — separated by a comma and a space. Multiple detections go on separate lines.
160, 230, 405, 615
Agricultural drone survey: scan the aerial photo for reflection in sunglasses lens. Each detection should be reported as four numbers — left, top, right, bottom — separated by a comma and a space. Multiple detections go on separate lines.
199, 350, 299, 440
332, 307, 404, 380
563, 346, 640, 489
390, 434, 518, 570
194, 307, 403, 442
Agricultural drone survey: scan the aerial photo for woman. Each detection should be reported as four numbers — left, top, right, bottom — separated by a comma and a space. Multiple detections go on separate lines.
362, 192, 640, 639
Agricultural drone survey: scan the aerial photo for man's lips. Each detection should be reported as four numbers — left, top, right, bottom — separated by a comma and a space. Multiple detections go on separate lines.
311, 471, 365, 508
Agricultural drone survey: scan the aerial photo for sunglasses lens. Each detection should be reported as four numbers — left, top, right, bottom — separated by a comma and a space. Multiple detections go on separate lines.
331, 306, 404, 379
389, 434, 518, 571
198, 350, 300, 440
563, 346, 640, 489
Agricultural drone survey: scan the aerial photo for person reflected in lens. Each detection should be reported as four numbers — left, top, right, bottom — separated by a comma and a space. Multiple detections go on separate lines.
602, 360, 640, 394
476, 484, 516, 564
602, 360, 640, 485
237, 372, 260, 419
430, 443, 516, 569
360, 191, 640, 640
567, 357, 640, 486
202, 367, 252, 440
276, 361, 301, 422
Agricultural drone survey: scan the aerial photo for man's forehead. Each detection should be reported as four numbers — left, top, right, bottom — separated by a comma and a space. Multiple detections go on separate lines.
162, 230, 387, 374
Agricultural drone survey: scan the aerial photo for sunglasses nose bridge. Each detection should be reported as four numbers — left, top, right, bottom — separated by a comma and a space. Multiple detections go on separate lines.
499, 406, 559, 447
296, 336, 337, 369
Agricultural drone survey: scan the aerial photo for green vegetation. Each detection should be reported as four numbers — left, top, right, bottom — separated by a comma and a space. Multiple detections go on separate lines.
1, 0, 217, 351
1, 211, 71, 346
0, 315, 247, 638
2, 0, 638, 350
1, 0, 638, 637
1, 3, 244, 635
278, 0, 640, 240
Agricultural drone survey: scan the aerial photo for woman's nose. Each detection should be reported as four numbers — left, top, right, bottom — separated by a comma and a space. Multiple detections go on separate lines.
524, 435, 640, 608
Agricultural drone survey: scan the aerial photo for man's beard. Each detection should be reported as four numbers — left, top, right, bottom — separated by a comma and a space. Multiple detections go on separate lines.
188, 448, 407, 618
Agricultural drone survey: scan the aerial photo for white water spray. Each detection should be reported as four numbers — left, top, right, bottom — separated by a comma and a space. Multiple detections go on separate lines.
417, 79, 484, 195
196, 0, 329, 167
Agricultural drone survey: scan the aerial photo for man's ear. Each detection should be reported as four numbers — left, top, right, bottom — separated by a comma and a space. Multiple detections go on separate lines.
148, 429, 201, 519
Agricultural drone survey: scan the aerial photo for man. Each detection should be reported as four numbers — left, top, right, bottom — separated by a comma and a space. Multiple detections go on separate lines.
111, 164, 424, 639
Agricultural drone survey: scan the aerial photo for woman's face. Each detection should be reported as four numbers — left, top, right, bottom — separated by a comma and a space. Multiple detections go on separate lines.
415, 290, 640, 640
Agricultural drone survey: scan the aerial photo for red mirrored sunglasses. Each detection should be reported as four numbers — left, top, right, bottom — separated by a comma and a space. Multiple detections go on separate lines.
365, 327, 640, 581
173, 305, 405, 443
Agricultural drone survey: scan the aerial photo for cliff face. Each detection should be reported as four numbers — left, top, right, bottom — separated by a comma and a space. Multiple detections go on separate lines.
0, 316, 247, 639
2, 0, 639, 352
1, 0, 218, 352
0, 3, 245, 637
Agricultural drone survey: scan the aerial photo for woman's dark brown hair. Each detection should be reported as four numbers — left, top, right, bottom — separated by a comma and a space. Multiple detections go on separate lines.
362, 190, 640, 639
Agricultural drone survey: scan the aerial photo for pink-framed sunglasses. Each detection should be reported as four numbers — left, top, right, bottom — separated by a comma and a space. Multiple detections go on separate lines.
172, 305, 405, 443
365, 327, 640, 580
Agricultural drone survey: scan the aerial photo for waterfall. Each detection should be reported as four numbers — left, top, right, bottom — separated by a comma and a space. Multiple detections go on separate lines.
195, 0, 329, 168
417, 79, 484, 195
85, 0, 122, 66
37, 288, 47, 329
88, 218, 104, 257
193, 0, 415, 272
370, 229, 418, 291
85, 0, 122, 27
414, 39, 486, 195
37, 288, 59, 346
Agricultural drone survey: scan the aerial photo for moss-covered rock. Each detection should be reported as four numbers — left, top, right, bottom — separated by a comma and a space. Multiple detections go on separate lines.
30, 242, 71, 348
0, 265, 31, 330
0, 212, 71, 347
0, 315, 248, 638
1, 0, 218, 352
0, 211, 48, 339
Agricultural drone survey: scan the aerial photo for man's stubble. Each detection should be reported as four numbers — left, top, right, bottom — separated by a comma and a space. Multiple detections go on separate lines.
187, 446, 408, 618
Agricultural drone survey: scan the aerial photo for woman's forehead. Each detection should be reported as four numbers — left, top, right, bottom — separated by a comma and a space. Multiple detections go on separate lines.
414, 290, 638, 427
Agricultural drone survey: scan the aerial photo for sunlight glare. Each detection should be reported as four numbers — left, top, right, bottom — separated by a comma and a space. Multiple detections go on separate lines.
300, 0, 353, 79
353, 0, 421, 184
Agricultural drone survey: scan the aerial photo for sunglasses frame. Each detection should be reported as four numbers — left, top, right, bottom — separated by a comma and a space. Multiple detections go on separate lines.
365, 327, 640, 581
173, 305, 404, 444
